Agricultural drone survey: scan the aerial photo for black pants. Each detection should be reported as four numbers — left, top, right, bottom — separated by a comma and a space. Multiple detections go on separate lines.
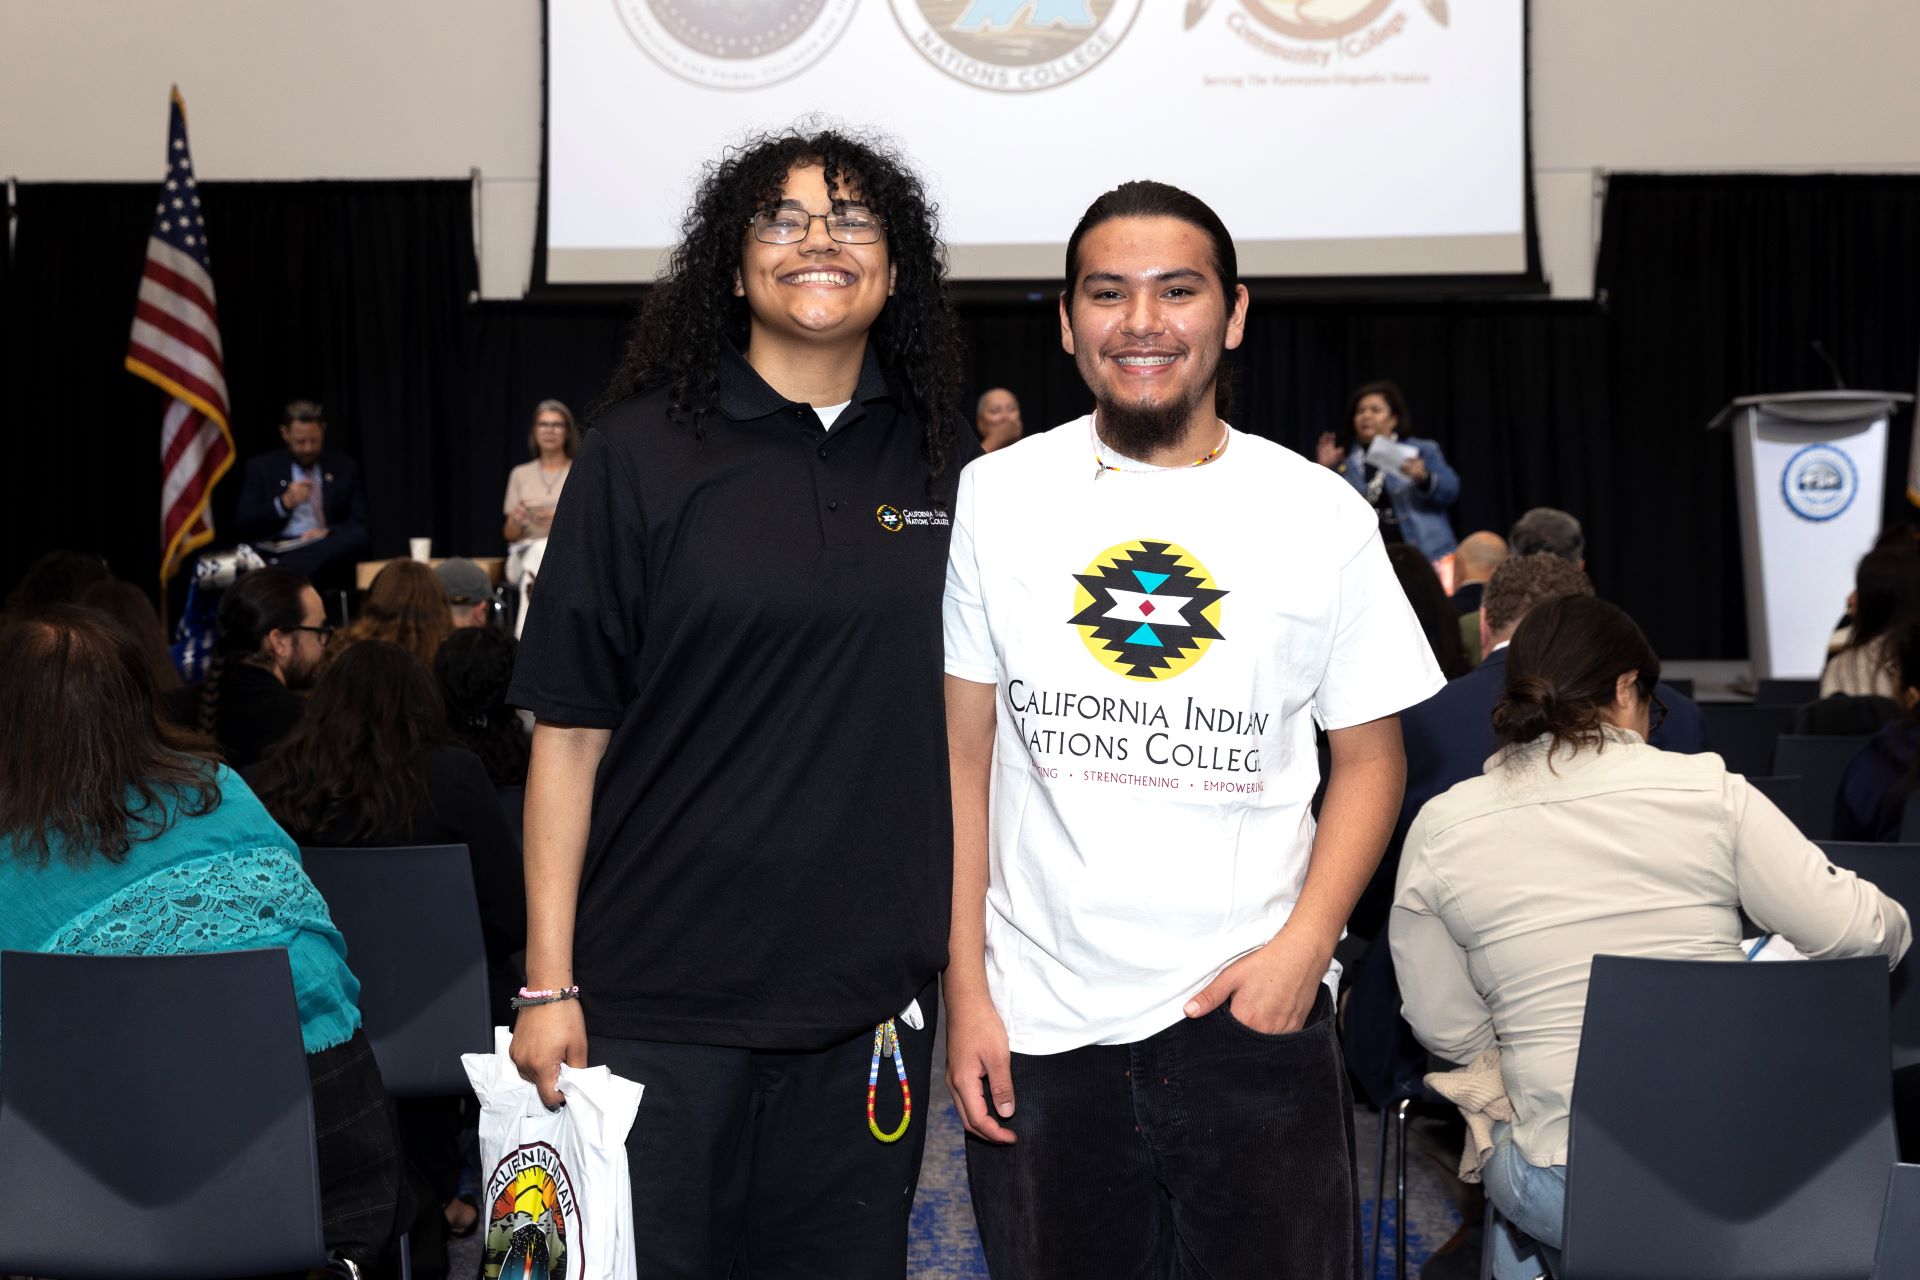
588, 979, 937, 1280
306, 1029, 407, 1274
965, 988, 1360, 1280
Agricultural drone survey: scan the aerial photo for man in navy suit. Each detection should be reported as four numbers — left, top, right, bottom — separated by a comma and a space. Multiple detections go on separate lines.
1349, 552, 1707, 938
232, 400, 369, 585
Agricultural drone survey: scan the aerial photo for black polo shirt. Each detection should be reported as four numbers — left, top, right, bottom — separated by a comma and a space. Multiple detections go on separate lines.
508, 342, 972, 1050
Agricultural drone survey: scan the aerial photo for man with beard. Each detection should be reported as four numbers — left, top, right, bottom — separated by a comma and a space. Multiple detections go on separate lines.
163, 566, 327, 768
941, 181, 1443, 1278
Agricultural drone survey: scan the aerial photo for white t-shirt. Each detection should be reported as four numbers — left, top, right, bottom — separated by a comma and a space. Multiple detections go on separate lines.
943, 416, 1446, 1054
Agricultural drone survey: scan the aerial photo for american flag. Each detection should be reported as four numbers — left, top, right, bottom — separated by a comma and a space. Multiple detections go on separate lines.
126, 87, 234, 585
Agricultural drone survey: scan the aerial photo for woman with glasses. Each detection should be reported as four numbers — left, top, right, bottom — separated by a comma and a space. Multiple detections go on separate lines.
1315, 380, 1461, 565
163, 566, 328, 769
501, 399, 580, 637
505, 129, 971, 1278
1390, 594, 1910, 1279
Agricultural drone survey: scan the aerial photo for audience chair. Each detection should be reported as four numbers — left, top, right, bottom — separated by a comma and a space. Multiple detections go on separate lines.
1757, 677, 1822, 708
1871, 1164, 1920, 1279
1746, 774, 1806, 832
0, 949, 325, 1279
1817, 842, 1920, 1069
301, 844, 492, 1097
1701, 702, 1797, 777
1773, 735, 1873, 841
1560, 955, 1894, 1279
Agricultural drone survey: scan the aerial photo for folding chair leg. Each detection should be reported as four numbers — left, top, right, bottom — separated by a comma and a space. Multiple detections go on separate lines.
1396, 1097, 1410, 1280
399, 1229, 412, 1280
1371, 1105, 1390, 1279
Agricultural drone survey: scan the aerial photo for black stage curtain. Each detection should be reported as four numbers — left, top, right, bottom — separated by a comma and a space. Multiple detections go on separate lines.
1596, 174, 1920, 659
6, 180, 475, 583
12, 175, 1918, 658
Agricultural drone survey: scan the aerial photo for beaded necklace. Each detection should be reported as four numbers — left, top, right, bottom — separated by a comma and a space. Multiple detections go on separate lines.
866, 1018, 912, 1143
1090, 417, 1230, 480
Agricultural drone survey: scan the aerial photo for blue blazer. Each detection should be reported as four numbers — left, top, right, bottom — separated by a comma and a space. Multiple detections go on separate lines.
1337, 436, 1460, 561
1347, 645, 1707, 939
233, 448, 368, 546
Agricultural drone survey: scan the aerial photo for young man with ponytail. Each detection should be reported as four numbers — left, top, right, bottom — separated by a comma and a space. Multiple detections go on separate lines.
942, 180, 1443, 1278
163, 566, 327, 769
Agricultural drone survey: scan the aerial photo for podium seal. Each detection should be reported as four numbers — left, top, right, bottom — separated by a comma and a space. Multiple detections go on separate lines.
1781, 443, 1858, 522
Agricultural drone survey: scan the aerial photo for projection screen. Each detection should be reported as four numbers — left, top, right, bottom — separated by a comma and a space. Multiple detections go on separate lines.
545, 0, 1529, 285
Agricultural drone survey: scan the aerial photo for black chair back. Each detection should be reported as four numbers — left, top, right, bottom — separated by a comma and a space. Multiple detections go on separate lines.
1872, 1164, 1920, 1279
1758, 677, 1822, 707
1746, 774, 1806, 832
0, 949, 325, 1279
1773, 735, 1873, 841
302, 844, 491, 1096
1818, 841, 1920, 1069
1562, 955, 1894, 1280
1702, 702, 1796, 778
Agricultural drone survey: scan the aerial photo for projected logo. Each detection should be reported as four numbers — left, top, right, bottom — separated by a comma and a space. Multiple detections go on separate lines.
1069, 539, 1227, 681
483, 1141, 576, 1280
1208, 0, 1446, 63
1781, 443, 1859, 523
889, 0, 1145, 93
614, 0, 859, 90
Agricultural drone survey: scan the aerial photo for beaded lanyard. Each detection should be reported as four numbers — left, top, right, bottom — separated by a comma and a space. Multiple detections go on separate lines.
1090, 418, 1230, 480
866, 1018, 912, 1143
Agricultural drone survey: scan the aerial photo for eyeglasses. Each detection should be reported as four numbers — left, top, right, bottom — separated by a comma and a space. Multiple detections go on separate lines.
1648, 693, 1667, 735
293, 623, 335, 643
747, 208, 885, 245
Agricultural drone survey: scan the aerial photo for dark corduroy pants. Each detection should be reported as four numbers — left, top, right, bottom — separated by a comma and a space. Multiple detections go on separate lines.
966, 987, 1360, 1280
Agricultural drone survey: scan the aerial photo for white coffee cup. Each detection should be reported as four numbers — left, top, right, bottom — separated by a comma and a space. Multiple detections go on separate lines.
409, 537, 432, 562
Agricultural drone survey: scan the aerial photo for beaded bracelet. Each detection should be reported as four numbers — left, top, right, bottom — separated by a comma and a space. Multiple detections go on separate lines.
510, 984, 581, 1010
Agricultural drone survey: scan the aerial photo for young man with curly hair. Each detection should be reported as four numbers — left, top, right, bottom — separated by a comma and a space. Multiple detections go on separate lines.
506, 130, 973, 1278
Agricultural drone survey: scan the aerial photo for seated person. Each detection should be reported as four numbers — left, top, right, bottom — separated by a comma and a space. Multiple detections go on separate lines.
4, 549, 112, 616
1391, 595, 1910, 1280
248, 640, 527, 1252
1349, 552, 1703, 940
1388, 543, 1468, 679
1835, 624, 1920, 841
332, 559, 452, 667
1452, 531, 1507, 617
163, 567, 326, 769
80, 577, 181, 693
435, 557, 493, 630
0, 608, 403, 1275
1822, 546, 1920, 699
232, 400, 370, 584
248, 639, 524, 1018
975, 387, 1024, 453
435, 627, 531, 789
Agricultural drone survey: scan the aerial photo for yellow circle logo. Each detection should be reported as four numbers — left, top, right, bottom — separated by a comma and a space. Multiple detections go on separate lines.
1069, 539, 1227, 681
875, 504, 905, 533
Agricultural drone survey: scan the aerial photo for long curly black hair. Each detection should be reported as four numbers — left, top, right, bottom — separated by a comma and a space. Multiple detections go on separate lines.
599, 127, 966, 496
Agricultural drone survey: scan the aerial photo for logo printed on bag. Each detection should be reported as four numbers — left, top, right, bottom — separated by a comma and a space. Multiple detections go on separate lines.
484, 1140, 577, 1280
1069, 539, 1227, 681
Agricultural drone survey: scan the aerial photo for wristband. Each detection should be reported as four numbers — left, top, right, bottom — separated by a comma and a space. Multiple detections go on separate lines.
511, 984, 581, 1010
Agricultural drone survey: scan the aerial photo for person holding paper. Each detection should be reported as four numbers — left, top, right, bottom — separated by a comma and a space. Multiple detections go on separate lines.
1315, 380, 1460, 561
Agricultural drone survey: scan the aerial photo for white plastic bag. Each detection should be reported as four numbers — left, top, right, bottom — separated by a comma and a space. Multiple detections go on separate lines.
463, 1027, 645, 1280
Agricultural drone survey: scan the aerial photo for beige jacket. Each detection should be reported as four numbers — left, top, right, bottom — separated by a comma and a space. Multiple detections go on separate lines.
1390, 727, 1910, 1169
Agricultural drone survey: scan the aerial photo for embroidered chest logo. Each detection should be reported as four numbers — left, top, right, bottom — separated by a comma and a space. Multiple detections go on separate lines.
1069, 540, 1227, 681
484, 1141, 575, 1280
876, 504, 905, 533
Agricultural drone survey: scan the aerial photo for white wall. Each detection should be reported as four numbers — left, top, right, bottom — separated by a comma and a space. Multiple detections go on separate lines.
6, 1, 1918, 300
